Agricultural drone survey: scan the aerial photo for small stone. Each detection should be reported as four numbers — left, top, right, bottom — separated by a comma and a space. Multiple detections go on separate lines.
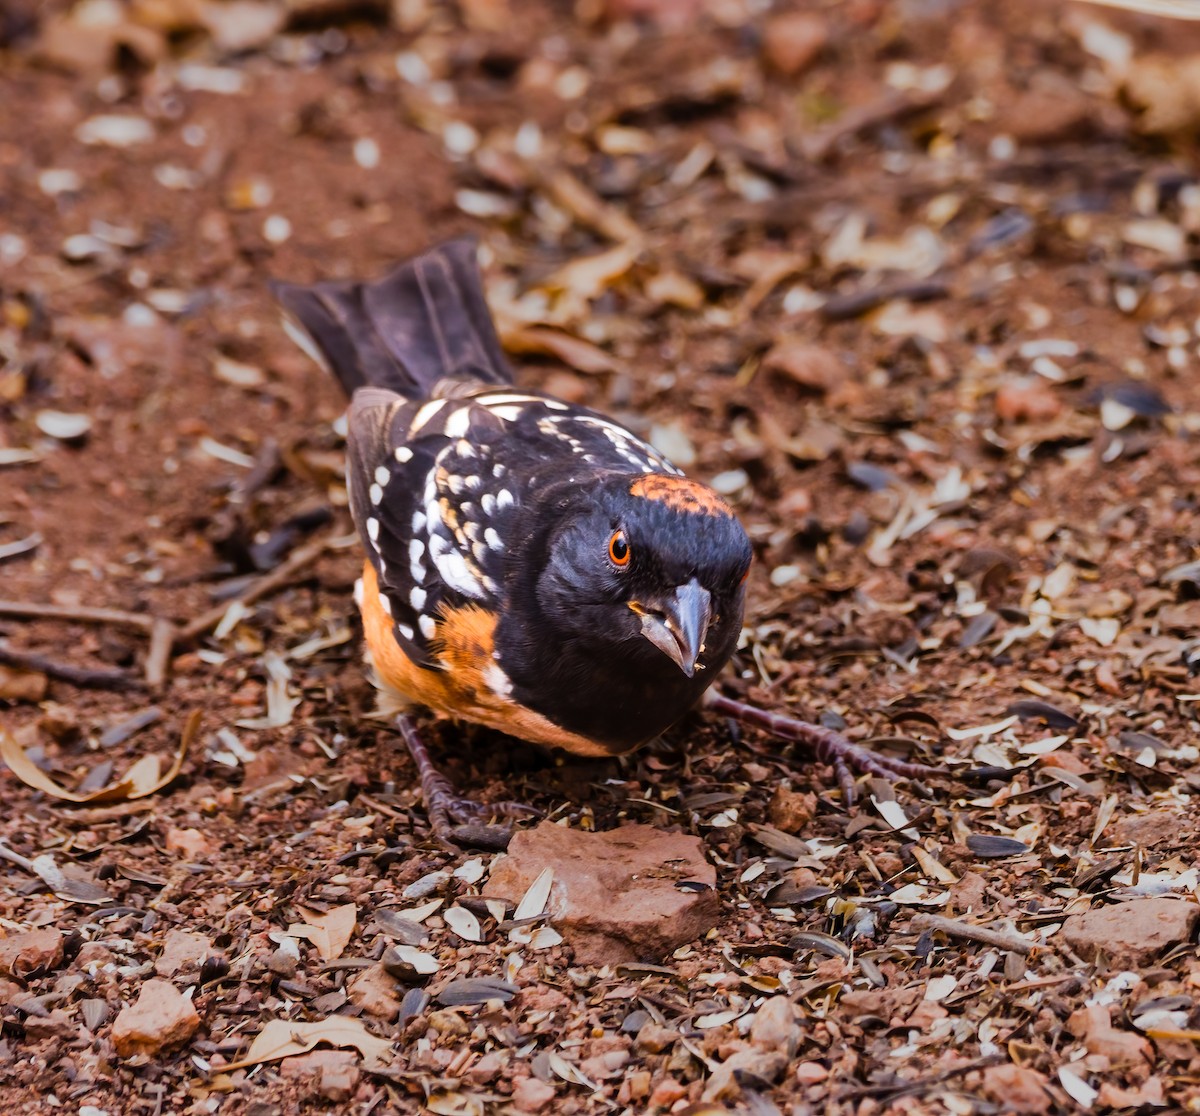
999, 86, 1091, 146
22, 1009, 78, 1040
347, 964, 401, 1021
704, 1048, 788, 1102
483, 822, 719, 965
762, 12, 828, 77
267, 946, 298, 978
155, 930, 213, 978
749, 996, 802, 1058
635, 1021, 680, 1054
1067, 1004, 1153, 1069
164, 827, 212, 860
0, 665, 47, 702
763, 339, 843, 392
1063, 898, 1199, 966
995, 379, 1063, 424
0, 929, 64, 977
649, 1077, 687, 1108
280, 1049, 360, 1102
795, 1061, 828, 1085
111, 979, 200, 1056
766, 786, 817, 834
466, 1050, 506, 1084
981, 1064, 1051, 1114
511, 1076, 558, 1113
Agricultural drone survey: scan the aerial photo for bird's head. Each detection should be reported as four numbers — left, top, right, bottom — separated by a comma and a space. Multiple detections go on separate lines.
533, 473, 752, 679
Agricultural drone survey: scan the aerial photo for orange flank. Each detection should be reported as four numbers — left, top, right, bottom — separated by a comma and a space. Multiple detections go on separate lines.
629, 474, 734, 518
358, 563, 628, 757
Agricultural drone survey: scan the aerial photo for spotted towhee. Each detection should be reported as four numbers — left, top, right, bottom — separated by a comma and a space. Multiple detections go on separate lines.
273, 239, 942, 847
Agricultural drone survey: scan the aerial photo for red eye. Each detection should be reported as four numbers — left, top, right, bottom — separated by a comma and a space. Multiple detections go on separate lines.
609, 530, 630, 567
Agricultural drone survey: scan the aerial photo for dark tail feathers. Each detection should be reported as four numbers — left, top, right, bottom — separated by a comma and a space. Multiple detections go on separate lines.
270, 237, 513, 400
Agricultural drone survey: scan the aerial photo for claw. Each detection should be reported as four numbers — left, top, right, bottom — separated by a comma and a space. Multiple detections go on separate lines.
395, 716, 539, 848
707, 691, 948, 806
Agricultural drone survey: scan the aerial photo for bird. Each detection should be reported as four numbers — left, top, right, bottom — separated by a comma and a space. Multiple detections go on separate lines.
272, 237, 942, 847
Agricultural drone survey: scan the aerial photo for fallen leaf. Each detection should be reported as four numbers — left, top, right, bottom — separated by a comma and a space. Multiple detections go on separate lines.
222, 1016, 391, 1071
0, 710, 197, 803
292, 903, 357, 961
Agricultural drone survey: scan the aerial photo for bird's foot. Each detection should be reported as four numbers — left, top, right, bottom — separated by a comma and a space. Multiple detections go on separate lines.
396, 716, 538, 850
707, 692, 943, 807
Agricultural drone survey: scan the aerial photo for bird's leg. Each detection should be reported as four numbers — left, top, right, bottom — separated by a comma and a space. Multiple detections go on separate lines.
395, 716, 537, 850
706, 692, 942, 806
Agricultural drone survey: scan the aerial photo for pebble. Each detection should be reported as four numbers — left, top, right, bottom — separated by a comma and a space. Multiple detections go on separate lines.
511, 1077, 557, 1113
979, 1063, 1051, 1114
75, 114, 155, 148
155, 930, 213, 978
1063, 897, 1199, 966
0, 928, 65, 977
111, 979, 200, 1056
749, 996, 802, 1057
164, 827, 212, 860
762, 12, 828, 77
280, 1049, 360, 1102
347, 964, 401, 1021
995, 378, 1063, 424
766, 786, 817, 835
483, 821, 718, 965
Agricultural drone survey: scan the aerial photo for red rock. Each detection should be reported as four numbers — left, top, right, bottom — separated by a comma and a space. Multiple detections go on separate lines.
749, 996, 802, 1057
1098, 1076, 1166, 1109
1067, 1004, 1153, 1069
649, 1077, 688, 1108
21, 1009, 78, 1040
164, 827, 212, 860
155, 929, 213, 977
111, 979, 200, 1056
1063, 898, 1199, 966
999, 86, 1091, 146
482, 822, 719, 965
347, 964, 401, 1021
995, 379, 1063, 424
280, 1049, 361, 1102
795, 1060, 828, 1085
979, 1063, 1051, 1114
763, 340, 843, 393
511, 1076, 558, 1112
0, 929, 64, 977
766, 786, 817, 834
762, 12, 828, 78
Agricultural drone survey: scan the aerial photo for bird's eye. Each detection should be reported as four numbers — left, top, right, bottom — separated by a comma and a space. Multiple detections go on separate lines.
739, 558, 751, 585
608, 530, 630, 568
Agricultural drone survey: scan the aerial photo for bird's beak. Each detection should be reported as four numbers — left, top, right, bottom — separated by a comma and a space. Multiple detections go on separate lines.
631, 578, 712, 678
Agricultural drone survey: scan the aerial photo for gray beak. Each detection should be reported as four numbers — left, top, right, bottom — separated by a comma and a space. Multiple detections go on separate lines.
633, 578, 712, 678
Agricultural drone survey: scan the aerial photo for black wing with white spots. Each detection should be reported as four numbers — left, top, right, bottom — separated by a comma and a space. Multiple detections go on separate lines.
347, 386, 681, 669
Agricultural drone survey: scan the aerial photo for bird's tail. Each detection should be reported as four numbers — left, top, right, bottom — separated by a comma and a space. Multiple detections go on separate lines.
270, 236, 514, 400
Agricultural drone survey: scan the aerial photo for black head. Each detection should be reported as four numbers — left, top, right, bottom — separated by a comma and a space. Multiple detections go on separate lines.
534, 473, 752, 681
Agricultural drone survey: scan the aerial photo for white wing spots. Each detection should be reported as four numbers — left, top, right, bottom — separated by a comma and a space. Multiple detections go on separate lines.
398, 622, 414, 641
366, 516, 380, 543
443, 406, 472, 440
369, 483, 383, 505
481, 493, 496, 516
488, 404, 526, 423
411, 398, 448, 434
544, 399, 568, 411
410, 586, 427, 610
455, 438, 476, 458
353, 577, 364, 608
435, 548, 485, 599
395, 445, 413, 463
448, 474, 467, 496
412, 511, 426, 533
380, 593, 393, 616
496, 489, 514, 510
484, 527, 503, 551
374, 465, 390, 486
483, 661, 513, 699
492, 463, 506, 479
409, 538, 425, 582
419, 614, 437, 640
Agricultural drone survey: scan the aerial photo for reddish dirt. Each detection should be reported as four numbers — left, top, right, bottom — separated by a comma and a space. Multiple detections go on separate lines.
3, 0, 1200, 1113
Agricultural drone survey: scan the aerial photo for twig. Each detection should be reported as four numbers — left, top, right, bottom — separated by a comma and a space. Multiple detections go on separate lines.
0, 533, 41, 563
177, 533, 351, 645
910, 913, 1035, 955
0, 600, 154, 632
145, 617, 176, 688
836, 1054, 1004, 1101
0, 641, 141, 691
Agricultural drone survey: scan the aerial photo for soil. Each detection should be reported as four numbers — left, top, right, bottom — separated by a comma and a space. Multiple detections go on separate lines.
3, 0, 1200, 1112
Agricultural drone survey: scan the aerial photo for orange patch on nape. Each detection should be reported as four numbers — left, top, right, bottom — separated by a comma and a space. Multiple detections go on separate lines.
629, 474, 734, 517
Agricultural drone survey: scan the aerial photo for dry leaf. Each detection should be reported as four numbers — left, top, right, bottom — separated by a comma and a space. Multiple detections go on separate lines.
498, 324, 622, 374
0, 710, 197, 803
222, 1016, 391, 1071
514, 867, 554, 922
443, 906, 483, 943
290, 902, 357, 961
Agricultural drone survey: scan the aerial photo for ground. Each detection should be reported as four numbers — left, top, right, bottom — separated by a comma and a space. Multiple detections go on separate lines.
2, 0, 1200, 1112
